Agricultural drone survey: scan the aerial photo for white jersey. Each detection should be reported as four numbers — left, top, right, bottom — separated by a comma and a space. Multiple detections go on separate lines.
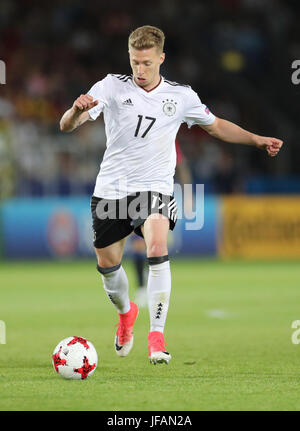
88, 74, 215, 199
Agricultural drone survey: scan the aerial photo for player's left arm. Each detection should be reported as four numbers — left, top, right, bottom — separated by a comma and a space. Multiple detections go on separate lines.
201, 117, 283, 157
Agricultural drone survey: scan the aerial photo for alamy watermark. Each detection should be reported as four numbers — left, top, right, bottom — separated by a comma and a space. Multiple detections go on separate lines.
291, 60, 300, 85
0, 60, 6, 84
0, 321, 6, 344
94, 181, 205, 231
291, 320, 300, 344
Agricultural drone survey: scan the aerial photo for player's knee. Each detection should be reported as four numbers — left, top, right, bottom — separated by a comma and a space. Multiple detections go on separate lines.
147, 243, 168, 258
96, 256, 121, 271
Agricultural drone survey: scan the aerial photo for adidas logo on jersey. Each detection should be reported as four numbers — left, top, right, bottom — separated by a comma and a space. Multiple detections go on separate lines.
122, 98, 133, 106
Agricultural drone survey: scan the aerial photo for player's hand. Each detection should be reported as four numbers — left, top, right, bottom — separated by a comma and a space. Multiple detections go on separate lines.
254, 135, 283, 157
72, 94, 98, 113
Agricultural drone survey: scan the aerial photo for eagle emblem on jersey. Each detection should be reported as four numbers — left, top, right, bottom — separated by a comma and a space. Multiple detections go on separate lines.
162, 99, 177, 116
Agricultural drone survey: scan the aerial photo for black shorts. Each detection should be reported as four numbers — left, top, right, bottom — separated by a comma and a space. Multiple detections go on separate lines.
91, 191, 177, 249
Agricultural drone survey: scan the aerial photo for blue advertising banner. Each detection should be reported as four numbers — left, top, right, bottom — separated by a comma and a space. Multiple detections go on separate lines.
0, 193, 219, 259
1, 197, 94, 259
169, 191, 219, 257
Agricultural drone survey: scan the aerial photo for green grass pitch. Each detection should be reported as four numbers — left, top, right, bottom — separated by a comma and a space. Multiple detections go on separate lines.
0, 258, 300, 411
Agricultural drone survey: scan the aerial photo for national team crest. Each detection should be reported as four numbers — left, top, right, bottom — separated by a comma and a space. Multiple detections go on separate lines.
162, 99, 177, 116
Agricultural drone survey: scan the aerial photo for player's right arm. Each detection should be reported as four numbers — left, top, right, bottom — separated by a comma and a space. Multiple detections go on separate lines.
59, 94, 98, 132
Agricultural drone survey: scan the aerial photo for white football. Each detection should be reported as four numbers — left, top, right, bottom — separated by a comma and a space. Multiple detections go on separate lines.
52, 336, 98, 380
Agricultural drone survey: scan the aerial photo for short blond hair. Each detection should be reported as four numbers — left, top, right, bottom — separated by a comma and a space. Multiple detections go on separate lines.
128, 25, 165, 53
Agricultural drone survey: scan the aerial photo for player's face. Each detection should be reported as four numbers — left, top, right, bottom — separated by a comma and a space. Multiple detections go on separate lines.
129, 47, 165, 90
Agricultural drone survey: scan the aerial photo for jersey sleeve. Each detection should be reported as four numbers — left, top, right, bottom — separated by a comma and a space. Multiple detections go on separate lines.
183, 88, 216, 128
87, 75, 112, 121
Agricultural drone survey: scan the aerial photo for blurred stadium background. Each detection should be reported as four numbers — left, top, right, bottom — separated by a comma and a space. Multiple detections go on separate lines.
0, 0, 299, 261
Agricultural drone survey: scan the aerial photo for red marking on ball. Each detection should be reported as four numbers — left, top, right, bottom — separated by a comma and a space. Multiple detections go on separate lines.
74, 356, 96, 380
52, 346, 67, 373
67, 336, 90, 349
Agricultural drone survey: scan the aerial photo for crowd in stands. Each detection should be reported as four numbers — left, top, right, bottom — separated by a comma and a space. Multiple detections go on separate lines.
0, 0, 298, 198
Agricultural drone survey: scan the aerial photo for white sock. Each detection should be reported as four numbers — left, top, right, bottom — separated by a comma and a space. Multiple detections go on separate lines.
100, 266, 130, 314
147, 260, 171, 333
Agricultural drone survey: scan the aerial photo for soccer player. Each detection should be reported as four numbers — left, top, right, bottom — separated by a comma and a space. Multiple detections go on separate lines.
59, 25, 283, 365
